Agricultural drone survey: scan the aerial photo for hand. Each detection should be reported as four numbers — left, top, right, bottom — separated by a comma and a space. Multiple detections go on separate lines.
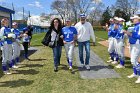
105, 24, 109, 28
123, 30, 127, 33
124, 30, 132, 36
114, 25, 119, 30
63, 41, 67, 44
93, 42, 96, 46
60, 35, 63, 39
71, 41, 74, 44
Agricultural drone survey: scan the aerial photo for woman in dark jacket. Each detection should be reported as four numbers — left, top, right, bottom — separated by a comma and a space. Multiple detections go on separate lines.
46, 18, 63, 72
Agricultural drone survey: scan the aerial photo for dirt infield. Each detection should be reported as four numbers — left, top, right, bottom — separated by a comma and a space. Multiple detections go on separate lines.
98, 40, 140, 62
99, 40, 140, 62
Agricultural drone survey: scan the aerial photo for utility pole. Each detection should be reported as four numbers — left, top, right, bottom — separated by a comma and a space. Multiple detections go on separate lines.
23, 7, 24, 20
22, 7, 25, 24
28, 11, 31, 25
12, 2, 15, 20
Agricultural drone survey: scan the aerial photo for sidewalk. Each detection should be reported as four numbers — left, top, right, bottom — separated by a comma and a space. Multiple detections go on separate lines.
74, 47, 120, 79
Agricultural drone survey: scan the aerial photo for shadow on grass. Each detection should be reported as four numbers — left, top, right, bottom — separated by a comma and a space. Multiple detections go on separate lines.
58, 64, 78, 74
0, 79, 34, 88
19, 64, 44, 68
20, 50, 38, 62
71, 65, 115, 74
30, 58, 47, 61
13, 69, 39, 75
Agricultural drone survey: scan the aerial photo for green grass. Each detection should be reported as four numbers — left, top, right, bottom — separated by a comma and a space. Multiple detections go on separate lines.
31, 33, 46, 46
0, 31, 140, 93
95, 31, 108, 40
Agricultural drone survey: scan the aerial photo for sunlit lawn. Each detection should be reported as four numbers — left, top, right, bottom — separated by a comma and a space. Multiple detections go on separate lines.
0, 31, 139, 93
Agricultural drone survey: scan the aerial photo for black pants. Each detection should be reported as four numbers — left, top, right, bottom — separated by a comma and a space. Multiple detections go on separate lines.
23, 42, 29, 56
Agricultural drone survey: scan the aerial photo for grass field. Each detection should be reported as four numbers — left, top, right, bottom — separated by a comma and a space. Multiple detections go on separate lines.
0, 31, 140, 93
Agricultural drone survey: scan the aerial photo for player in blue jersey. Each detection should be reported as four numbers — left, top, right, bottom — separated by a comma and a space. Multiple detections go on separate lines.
124, 15, 140, 83
22, 27, 30, 60
62, 18, 77, 70
115, 18, 126, 68
106, 17, 119, 64
0, 18, 15, 74
11, 22, 21, 67
106, 18, 116, 63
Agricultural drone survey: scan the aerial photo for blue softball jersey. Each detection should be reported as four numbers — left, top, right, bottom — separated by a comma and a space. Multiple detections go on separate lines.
62, 26, 77, 42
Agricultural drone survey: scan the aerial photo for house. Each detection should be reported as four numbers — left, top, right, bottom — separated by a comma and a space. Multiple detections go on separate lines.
0, 6, 15, 28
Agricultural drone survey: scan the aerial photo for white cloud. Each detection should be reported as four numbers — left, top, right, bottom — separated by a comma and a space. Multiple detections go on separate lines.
92, 0, 102, 4
55, 0, 66, 1
28, 1, 43, 8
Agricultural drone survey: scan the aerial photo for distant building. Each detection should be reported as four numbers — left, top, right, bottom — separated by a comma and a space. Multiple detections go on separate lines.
27, 16, 50, 28
0, 6, 15, 28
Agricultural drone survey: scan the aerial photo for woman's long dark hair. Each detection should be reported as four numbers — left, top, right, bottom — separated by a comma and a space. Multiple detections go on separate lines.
49, 18, 62, 33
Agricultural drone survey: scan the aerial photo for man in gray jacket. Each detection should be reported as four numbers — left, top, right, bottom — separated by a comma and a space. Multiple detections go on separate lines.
75, 14, 96, 70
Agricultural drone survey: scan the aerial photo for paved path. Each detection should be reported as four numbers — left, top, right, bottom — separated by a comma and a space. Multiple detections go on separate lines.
74, 48, 120, 79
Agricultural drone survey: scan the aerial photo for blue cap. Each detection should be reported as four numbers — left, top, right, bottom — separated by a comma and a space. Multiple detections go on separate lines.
23, 27, 28, 31
65, 18, 71, 21
80, 14, 86, 18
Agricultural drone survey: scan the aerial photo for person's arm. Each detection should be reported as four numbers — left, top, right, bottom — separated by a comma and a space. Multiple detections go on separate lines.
0, 27, 5, 40
61, 28, 67, 44
89, 23, 96, 46
131, 27, 140, 39
71, 27, 77, 44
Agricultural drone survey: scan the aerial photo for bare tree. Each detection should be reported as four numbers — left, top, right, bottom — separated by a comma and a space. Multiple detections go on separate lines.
88, 2, 105, 25
51, 0, 104, 23
129, 0, 140, 15
51, 0, 68, 23
112, 0, 140, 16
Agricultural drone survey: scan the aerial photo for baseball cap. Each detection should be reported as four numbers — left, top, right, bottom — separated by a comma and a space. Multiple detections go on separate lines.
118, 18, 125, 22
109, 18, 114, 21
65, 18, 71, 22
80, 14, 86, 18
12, 22, 18, 26
130, 15, 140, 20
114, 17, 119, 21
23, 27, 28, 32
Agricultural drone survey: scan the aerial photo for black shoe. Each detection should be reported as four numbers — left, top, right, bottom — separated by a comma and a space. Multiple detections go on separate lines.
54, 67, 58, 72
57, 63, 60, 66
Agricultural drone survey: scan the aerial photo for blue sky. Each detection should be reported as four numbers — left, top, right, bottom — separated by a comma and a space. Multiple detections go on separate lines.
0, 0, 116, 16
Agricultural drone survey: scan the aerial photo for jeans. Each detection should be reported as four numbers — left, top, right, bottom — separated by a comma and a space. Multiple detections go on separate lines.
23, 42, 29, 58
78, 41, 90, 65
52, 46, 62, 67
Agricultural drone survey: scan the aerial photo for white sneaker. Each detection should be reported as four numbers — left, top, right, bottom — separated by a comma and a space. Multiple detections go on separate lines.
107, 59, 113, 63
135, 76, 140, 83
12, 65, 19, 69
115, 64, 125, 68
69, 66, 73, 70
85, 65, 90, 70
111, 61, 118, 64
81, 64, 85, 68
127, 73, 137, 78
3, 71, 12, 75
